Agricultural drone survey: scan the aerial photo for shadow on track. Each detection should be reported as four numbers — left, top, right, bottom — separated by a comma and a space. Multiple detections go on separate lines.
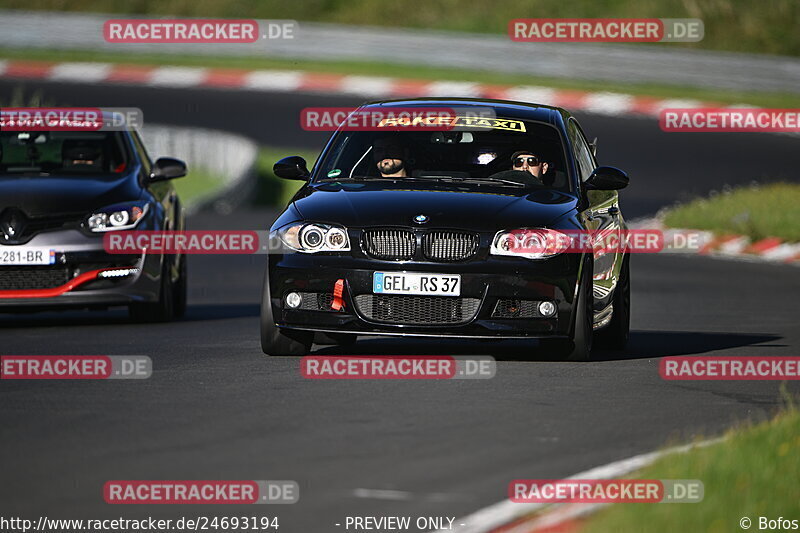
598, 330, 784, 359
0, 303, 259, 328
312, 330, 782, 362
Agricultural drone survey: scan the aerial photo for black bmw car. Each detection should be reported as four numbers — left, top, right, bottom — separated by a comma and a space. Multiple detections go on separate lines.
262, 98, 630, 360
0, 121, 187, 321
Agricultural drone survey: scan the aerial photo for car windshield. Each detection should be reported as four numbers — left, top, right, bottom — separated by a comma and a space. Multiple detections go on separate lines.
0, 131, 131, 177
315, 118, 572, 192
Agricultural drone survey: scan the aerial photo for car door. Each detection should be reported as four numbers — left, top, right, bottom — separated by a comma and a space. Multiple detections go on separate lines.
568, 118, 623, 314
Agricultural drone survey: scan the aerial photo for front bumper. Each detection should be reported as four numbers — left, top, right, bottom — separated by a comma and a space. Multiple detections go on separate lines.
0, 229, 163, 310
268, 252, 582, 338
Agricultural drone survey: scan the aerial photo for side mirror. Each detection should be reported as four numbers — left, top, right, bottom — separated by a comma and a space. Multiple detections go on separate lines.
585, 166, 629, 190
150, 157, 187, 181
274, 156, 310, 180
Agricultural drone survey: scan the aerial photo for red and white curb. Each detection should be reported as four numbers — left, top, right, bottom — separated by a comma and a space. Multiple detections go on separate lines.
0, 59, 716, 119
434, 438, 721, 533
631, 218, 800, 265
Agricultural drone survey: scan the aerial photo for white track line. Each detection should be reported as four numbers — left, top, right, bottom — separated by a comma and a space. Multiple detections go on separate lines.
243, 70, 303, 91
339, 75, 396, 97
433, 438, 722, 533
582, 92, 636, 115
148, 67, 208, 88
502, 86, 559, 106
49, 62, 111, 82
424, 81, 483, 97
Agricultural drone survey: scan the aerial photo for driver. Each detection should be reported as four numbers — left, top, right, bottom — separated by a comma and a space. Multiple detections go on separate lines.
62, 140, 104, 169
511, 150, 549, 178
372, 137, 408, 178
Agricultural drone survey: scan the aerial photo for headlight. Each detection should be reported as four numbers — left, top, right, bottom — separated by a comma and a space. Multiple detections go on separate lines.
490, 228, 571, 259
87, 203, 149, 232
275, 222, 350, 253
300, 225, 325, 250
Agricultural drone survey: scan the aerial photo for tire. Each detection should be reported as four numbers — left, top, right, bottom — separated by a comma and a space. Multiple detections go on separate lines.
172, 255, 187, 319
594, 254, 630, 350
540, 260, 593, 361
260, 265, 312, 356
129, 258, 175, 323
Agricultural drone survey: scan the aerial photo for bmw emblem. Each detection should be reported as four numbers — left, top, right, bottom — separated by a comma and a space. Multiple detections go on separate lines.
413, 214, 429, 224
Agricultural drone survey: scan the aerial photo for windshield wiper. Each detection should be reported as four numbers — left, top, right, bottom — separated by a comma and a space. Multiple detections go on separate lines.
463, 177, 527, 187
405, 176, 526, 188
317, 175, 361, 182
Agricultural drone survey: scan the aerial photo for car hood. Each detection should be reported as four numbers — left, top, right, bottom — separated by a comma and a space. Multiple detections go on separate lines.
0, 173, 142, 217
292, 182, 578, 230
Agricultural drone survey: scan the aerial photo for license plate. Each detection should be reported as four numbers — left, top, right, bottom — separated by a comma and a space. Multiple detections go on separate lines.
0, 247, 56, 265
373, 272, 461, 296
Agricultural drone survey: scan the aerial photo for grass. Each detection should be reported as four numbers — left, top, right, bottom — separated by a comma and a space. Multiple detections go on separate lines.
582, 404, 800, 533
662, 182, 800, 242
254, 146, 318, 208
5, 0, 800, 57
171, 168, 229, 206
2, 47, 800, 109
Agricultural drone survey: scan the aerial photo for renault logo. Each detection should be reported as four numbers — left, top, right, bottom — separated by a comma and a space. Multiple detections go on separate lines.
0, 209, 26, 242
413, 214, 429, 224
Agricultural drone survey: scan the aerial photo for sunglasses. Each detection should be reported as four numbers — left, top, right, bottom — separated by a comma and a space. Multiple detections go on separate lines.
514, 156, 541, 167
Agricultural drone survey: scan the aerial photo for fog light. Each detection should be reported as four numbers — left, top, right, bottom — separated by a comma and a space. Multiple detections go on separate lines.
285, 292, 302, 309
538, 301, 557, 317
98, 268, 139, 278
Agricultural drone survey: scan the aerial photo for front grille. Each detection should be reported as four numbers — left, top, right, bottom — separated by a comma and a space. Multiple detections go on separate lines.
0, 209, 83, 245
354, 294, 480, 325
0, 267, 70, 290
492, 299, 543, 318
297, 292, 335, 311
423, 231, 479, 262
362, 229, 415, 261
23, 215, 79, 235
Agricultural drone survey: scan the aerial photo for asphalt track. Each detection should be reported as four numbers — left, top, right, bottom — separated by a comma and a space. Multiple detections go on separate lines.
1, 79, 799, 531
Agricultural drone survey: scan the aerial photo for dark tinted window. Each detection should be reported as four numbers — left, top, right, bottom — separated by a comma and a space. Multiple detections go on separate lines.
0, 131, 130, 177
316, 120, 572, 192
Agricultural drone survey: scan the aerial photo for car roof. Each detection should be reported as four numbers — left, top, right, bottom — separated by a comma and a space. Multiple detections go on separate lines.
359, 97, 572, 127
